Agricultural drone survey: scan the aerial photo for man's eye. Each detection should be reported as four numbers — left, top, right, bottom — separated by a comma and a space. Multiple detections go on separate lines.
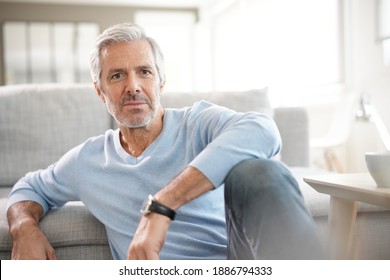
111, 73, 122, 80
140, 69, 152, 76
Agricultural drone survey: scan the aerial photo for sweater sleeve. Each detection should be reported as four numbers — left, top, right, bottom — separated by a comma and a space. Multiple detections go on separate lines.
7, 144, 81, 214
188, 101, 281, 188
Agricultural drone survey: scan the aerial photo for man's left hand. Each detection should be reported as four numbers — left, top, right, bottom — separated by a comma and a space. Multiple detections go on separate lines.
127, 213, 171, 260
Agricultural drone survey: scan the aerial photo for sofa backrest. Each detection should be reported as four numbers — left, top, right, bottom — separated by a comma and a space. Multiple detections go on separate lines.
161, 88, 273, 117
0, 84, 111, 188
274, 107, 309, 167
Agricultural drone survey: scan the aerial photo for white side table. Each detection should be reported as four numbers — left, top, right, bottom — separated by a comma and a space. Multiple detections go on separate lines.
304, 173, 390, 259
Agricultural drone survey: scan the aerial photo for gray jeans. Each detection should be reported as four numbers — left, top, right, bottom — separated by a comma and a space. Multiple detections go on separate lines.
224, 159, 325, 259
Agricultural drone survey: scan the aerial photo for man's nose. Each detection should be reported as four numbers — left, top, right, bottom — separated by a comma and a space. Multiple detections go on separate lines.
125, 73, 141, 94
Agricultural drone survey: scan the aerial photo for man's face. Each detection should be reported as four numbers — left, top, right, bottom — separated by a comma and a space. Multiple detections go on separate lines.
96, 40, 164, 129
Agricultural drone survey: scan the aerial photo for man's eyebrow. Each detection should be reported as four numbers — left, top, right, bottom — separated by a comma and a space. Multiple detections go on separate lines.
106, 68, 125, 76
105, 64, 155, 77
136, 64, 154, 70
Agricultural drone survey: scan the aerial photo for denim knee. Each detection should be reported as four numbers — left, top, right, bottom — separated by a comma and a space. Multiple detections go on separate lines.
225, 158, 300, 197
224, 159, 325, 259
224, 158, 305, 226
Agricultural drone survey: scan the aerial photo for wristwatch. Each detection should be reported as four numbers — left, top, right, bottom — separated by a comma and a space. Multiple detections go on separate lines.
140, 195, 176, 220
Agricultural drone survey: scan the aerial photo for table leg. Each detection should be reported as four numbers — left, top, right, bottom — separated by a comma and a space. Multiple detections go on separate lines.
328, 196, 357, 259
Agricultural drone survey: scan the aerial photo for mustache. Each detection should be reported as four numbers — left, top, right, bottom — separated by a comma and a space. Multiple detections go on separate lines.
120, 93, 151, 106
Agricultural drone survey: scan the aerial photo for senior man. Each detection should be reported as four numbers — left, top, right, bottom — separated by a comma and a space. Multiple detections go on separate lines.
7, 23, 324, 260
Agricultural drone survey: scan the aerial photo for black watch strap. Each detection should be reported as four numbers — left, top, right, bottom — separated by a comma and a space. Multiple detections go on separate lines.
141, 195, 176, 220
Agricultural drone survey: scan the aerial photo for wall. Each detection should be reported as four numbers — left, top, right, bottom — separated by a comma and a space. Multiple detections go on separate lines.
348, 0, 390, 113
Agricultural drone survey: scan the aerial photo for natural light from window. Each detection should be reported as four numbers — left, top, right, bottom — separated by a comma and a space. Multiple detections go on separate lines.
210, 0, 341, 105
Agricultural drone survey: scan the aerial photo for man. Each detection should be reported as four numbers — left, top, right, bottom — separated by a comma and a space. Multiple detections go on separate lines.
7, 23, 324, 260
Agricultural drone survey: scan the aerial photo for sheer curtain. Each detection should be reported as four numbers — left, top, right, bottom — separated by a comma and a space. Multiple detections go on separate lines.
3, 22, 98, 84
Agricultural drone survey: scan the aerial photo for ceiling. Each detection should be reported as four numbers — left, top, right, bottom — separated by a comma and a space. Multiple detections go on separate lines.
0, 0, 212, 8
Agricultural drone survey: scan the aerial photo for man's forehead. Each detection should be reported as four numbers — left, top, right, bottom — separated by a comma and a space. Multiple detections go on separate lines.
101, 40, 151, 56
101, 40, 155, 68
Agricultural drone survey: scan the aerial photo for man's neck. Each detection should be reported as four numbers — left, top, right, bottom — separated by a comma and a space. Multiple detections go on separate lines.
119, 108, 164, 157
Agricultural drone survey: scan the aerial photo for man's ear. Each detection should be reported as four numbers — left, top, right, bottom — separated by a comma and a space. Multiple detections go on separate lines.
159, 80, 165, 95
94, 82, 106, 103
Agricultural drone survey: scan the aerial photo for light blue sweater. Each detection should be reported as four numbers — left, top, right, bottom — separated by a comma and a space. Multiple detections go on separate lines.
8, 101, 281, 259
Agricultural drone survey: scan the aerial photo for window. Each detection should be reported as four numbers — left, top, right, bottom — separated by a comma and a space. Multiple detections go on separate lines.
3, 21, 99, 84
209, 0, 342, 105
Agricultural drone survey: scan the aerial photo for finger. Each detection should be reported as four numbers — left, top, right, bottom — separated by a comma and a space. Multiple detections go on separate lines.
146, 251, 159, 260
47, 248, 57, 260
127, 244, 147, 260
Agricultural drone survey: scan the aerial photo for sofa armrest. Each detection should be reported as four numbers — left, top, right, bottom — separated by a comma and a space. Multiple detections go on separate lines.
273, 107, 310, 167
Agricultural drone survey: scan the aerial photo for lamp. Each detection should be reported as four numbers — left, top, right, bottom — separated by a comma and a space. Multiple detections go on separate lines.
311, 93, 390, 173
355, 94, 390, 151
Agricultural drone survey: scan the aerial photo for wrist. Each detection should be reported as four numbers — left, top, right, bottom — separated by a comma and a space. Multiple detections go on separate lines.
9, 217, 40, 240
141, 195, 176, 221
7, 201, 43, 239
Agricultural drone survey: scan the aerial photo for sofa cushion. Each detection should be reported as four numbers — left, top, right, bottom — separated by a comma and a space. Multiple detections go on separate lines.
161, 88, 273, 117
0, 83, 112, 187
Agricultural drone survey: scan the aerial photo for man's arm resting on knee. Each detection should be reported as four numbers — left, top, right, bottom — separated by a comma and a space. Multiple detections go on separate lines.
127, 166, 214, 259
7, 201, 57, 260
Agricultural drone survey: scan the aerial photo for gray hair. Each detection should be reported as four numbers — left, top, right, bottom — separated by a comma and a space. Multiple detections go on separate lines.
90, 23, 165, 88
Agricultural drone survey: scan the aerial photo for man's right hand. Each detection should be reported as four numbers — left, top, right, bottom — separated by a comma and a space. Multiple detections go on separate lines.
11, 224, 57, 260
7, 201, 57, 260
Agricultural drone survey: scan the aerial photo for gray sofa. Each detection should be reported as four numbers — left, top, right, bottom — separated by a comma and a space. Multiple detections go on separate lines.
1, 83, 389, 259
